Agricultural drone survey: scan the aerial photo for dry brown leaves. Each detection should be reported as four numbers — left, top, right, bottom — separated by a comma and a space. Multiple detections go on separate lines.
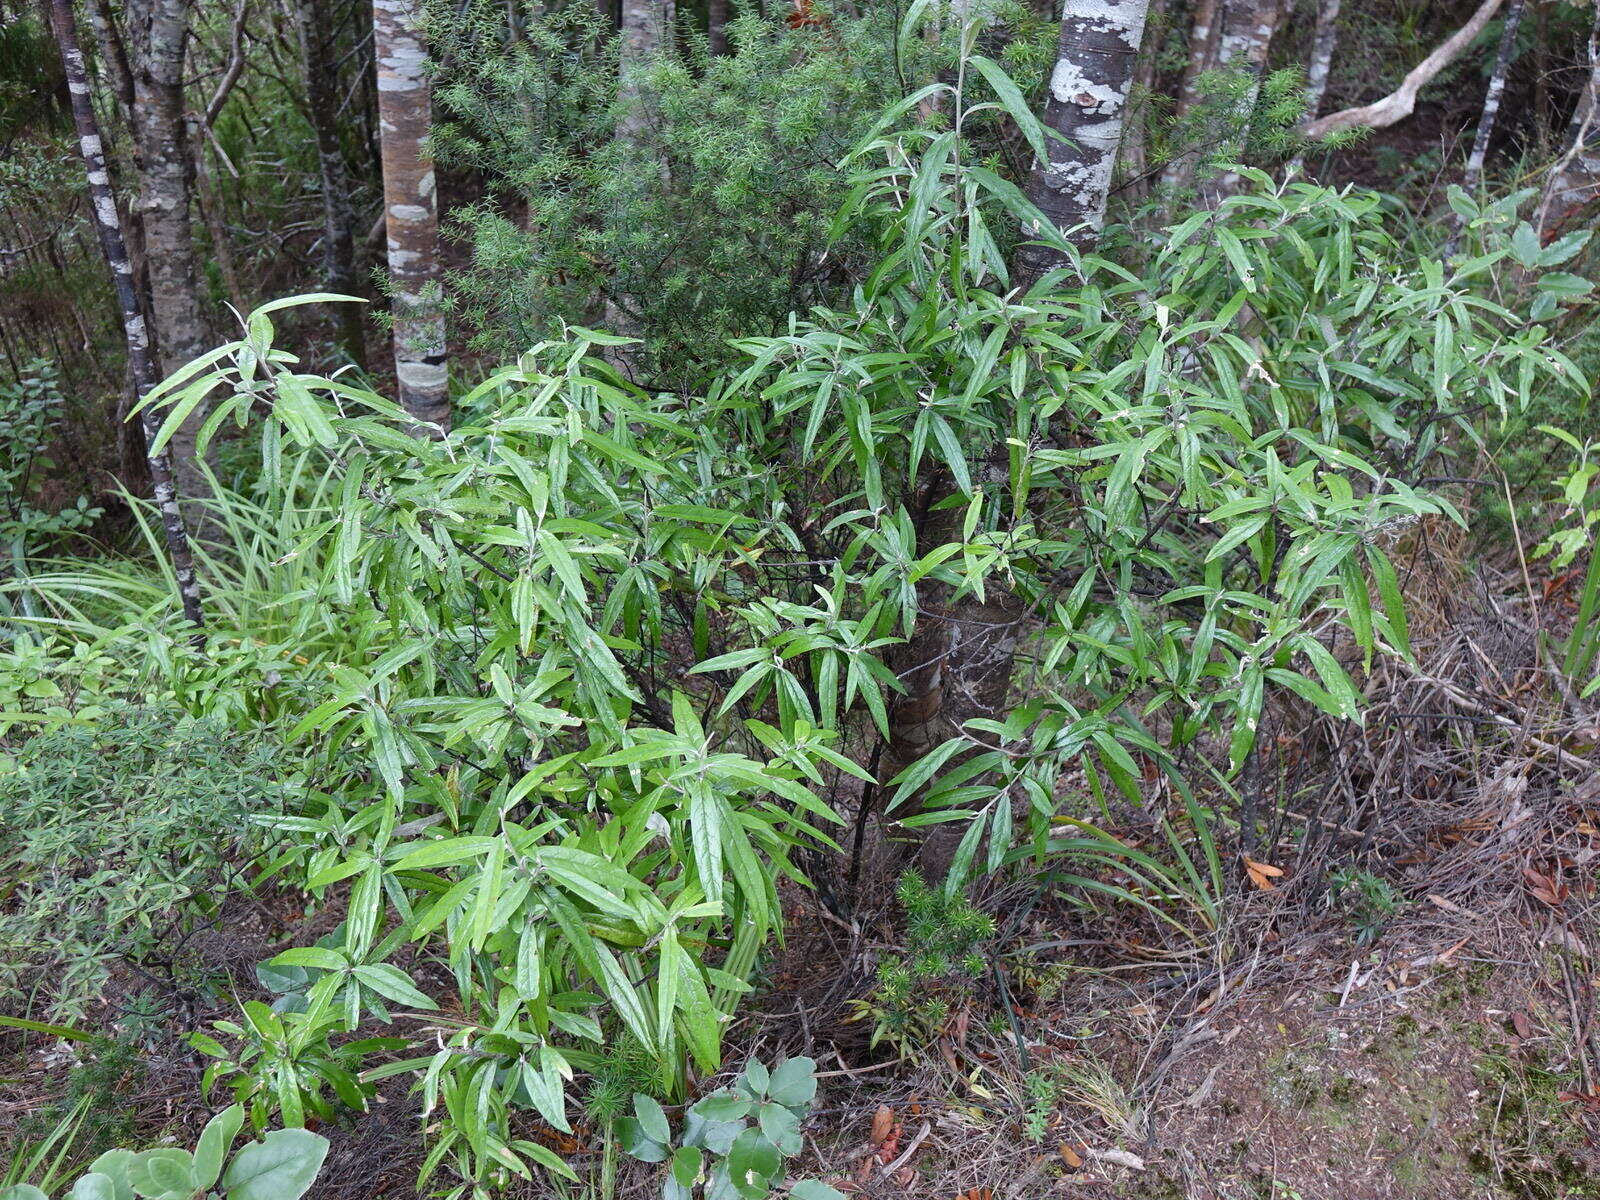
1244, 858, 1285, 891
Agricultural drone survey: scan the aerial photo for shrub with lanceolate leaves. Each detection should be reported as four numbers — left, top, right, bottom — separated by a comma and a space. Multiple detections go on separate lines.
133, 36, 1585, 1197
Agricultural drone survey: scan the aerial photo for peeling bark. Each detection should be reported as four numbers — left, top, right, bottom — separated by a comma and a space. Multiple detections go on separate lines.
604, 0, 670, 368
1287, 0, 1340, 175
47, 0, 204, 631
1461, 0, 1526, 194
1303, 0, 1505, 139
298, 0, 366, 366
1172, 0, 1220, 120
1162, 0, 1279, 198
129, 0, 212, 503
1118, 0, 1169, 196
1535, 0, 1600, 236
1303, 0, 1341, 118
1200, 0, 1281, 203
1016, 0, 1152, 281
375, 0, 449, 428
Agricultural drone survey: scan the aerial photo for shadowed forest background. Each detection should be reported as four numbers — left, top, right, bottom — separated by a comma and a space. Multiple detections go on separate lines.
3, 1, 1600, 1198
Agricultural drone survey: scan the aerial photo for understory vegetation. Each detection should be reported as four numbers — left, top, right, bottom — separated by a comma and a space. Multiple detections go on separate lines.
3, 1, 1600, 1198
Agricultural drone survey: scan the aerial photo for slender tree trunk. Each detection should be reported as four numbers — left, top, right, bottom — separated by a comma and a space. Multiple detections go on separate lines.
883, 1, 1150, 883
1016, 0, 1152, 281
1461, 0, 1526, 194
1172, 0, 1220, 121
190, 132, 248, 314
83, 0, 136, 117
81, 0, 156, 489
616, 0, 666, 143
374, 0, 449, 428
604, 0, 667, 366
1535, 0, 1600, 236
1303, 0, 1340, 117
1119, 0, 1169, 198
298, 0, 366, 367
1287, 0, 1340, 176
708, 0, 730, 54
130, 0, 211, 502
47, 0, 204, 630
1532, 0, 1550, 153
1198, 0, 1281, 204
1163, 0, 1280, 196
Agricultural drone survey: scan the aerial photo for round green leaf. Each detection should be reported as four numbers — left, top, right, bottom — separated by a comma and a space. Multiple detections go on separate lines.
633, 1093, 671, 1145
128, 1150, 194, 1200
725, 1129, 780, 1199
70, 1175, 117, 1200
669, 1146, 703, 1190
221, 1130, 328, 1200
83, 1152, 135, 1200
764, 1057, 817, 1108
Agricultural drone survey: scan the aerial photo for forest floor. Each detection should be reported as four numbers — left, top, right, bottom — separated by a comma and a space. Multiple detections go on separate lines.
745, 894, 1600, 1200
4, 807, 1598, 1200
4, 545, 1598, 1199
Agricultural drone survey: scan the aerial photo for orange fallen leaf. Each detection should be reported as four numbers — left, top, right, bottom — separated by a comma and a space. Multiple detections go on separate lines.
1059, 1142, 1084, 1169
875, 1120, 902, 1164
1245, 858, 1284, 891
870, 1105, 894, 1147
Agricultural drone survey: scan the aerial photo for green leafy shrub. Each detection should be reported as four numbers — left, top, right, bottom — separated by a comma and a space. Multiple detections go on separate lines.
1022, 1070, 1058, 1144
0, 1104, 327, 1200
0, 704, 284, 1020
1, 361, 102, 619
848, 873, 993, 1055
431, 3, 893, 388
127, 15, 1583, 1192
618, 1057, 841, 1200
1530, 425, 1600, 697
0, 635, 144, 739
1327, 865, 1400, 946
431, 2, 1054, 389
583, 1037, 672, 1130
14, 1037, 147, 1167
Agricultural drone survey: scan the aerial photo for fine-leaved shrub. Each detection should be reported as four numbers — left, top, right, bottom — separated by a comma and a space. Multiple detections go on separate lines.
0, 704, 284, 1021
